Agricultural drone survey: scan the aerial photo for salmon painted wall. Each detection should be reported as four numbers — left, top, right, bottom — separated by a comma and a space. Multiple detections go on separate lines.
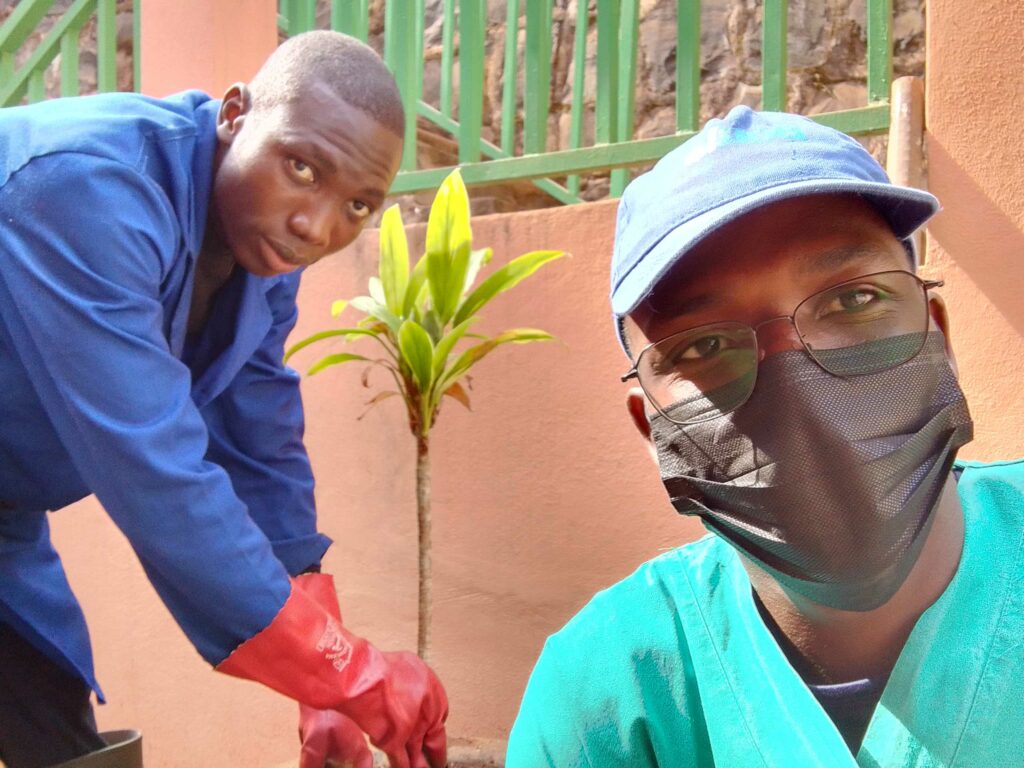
922, 0, 1024, 461
44, 2, 1024, 766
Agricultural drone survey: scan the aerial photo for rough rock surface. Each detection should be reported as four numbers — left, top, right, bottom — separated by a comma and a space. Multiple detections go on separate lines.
1, 0, 925, 223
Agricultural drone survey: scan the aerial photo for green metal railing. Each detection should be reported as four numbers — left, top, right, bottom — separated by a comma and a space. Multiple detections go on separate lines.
280, 0, 895, 202
0, 0, 139, 107
0, 0, 894, 204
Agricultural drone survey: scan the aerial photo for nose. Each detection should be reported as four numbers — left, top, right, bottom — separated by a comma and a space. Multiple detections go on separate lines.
288, 203, 337, 250
753, 315, 805, 361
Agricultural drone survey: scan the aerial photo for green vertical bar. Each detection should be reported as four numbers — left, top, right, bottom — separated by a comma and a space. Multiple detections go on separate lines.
595, 0, 620, 145
385, 1, 417, 170
610, 0, 639, 196
27, 68, 45, 103
761, 0, 787, 111
132, 0, 140, 91
676, 0, 700, 131
567, 0, 588, 196
867, 0, 893, 104
499, 0, 519, 153
1, 52, 15, 88
458, 0, 484, 163
414, 0, 424, 103
60, 27, 80, 97
523, 0, 551, 155
97, 0, 117, 92
284, 0, 298, 34
358, 0, 369, 41
289, 0, 315, 33
333, 0, 359, 34
440, 0, 455, 117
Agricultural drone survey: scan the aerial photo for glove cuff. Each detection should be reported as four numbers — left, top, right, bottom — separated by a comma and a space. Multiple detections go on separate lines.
215, 578, 375, 711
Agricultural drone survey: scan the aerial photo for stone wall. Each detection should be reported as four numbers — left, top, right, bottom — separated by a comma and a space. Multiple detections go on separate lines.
351, 0, 927, 220
1, 0, 925, 220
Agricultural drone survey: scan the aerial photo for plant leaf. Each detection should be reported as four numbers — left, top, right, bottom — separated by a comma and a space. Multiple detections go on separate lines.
283, 328, 380, 364
307, 352, 369, 376
453, 250, 566, 327
420, 309, 444, 344
425, 169, 473, 324
330, 299, 348, 317
431, 316, 477, 380
397, 320, 436, 393
351, 296, 402, 336
403, 253, 430, 317
357, 390, 401, 420
443, 381, 472, 410
437, 328, 554, 392
368, 277, 386, 305
463, 247, 493, 296
378, 205, 410, 315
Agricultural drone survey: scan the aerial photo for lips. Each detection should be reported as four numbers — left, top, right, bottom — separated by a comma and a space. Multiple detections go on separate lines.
260, 236, 303, 272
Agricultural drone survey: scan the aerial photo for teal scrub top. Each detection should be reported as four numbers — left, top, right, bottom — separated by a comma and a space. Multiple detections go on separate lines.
507, 459, 1024, 767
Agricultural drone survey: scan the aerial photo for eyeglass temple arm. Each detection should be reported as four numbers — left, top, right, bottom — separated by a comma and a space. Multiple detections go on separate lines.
620, 367, 639, 384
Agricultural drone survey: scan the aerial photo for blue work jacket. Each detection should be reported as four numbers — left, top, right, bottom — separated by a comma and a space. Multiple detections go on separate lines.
0, 91, 331, 699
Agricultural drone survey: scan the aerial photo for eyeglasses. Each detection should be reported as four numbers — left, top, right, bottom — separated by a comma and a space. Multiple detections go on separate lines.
621, 270, 943, 425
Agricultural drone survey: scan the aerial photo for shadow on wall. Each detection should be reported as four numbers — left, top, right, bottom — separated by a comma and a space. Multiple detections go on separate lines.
925, 137, 1024, 338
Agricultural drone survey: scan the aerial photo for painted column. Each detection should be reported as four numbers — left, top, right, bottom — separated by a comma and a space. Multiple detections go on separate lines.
139, 0, 278, 97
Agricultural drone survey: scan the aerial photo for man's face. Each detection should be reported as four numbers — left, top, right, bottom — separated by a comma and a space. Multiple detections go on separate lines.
212, 80, 404, 277
623, 194, 944, 390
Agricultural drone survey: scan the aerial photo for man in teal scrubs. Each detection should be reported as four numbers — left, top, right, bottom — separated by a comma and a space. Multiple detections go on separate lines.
507, 107, 1023, 766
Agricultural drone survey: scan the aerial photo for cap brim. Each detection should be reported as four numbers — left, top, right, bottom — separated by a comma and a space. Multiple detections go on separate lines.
611, 179, 939, 317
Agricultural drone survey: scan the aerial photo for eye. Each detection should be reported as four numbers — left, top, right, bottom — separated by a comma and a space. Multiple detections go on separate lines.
677, 335, 725, 360
347, 199, 372, 220
287, 158, 316, 184
821, 286, 888, 316
653, 335, 730, 375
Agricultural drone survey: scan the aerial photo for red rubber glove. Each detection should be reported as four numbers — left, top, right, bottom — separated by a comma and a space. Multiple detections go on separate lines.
299, 705, 373, 768
295, 574, 373, 768
216, 574, 448, 768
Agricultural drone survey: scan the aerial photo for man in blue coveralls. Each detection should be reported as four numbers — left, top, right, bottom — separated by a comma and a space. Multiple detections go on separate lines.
0, 30, 447, 768
507, 107, 1024, 765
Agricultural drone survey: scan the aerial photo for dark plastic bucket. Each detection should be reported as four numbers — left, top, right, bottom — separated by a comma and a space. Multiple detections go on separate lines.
51, 730, 142, 768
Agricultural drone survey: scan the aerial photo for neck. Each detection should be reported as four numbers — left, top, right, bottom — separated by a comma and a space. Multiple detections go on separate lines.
747, 473, 964, 683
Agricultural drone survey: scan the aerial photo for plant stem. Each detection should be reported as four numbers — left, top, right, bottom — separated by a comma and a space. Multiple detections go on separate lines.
415, 429, 432, 662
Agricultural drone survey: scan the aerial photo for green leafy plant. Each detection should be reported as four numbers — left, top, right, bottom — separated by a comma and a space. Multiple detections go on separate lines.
285, 169, 566, 661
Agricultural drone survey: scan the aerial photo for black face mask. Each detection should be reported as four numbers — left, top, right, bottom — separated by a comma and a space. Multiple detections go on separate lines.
649, 332, 973, 611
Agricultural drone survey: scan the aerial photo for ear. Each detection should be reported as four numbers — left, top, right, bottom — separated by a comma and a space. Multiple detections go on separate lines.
626, 387, 660, 465
928, 293, 959, 378
216, 83, 252, 145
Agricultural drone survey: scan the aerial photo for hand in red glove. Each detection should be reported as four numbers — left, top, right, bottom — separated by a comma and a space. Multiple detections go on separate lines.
296, 574, 373, 768
299, 705, 373, 768
216, 573, 448, 768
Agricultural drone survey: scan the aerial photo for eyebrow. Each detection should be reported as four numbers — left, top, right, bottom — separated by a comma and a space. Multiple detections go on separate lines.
300, 142, 337, 176
646, 290, 718, 318
644, 242, 896, 320
800, 244, 896, 273
292, 141, 390, 204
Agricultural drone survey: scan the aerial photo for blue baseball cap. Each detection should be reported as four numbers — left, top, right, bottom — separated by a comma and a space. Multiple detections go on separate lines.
611, 106, 939, 338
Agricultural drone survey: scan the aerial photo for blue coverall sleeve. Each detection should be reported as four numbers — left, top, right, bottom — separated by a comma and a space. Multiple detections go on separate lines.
199, 272, 332, 576
0, 153, 290, 664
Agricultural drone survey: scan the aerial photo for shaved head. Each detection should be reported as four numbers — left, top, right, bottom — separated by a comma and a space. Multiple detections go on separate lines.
248, 30, 405, 138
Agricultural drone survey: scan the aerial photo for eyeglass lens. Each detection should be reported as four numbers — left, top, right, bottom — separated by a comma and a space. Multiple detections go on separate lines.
638, 271, 932, 424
